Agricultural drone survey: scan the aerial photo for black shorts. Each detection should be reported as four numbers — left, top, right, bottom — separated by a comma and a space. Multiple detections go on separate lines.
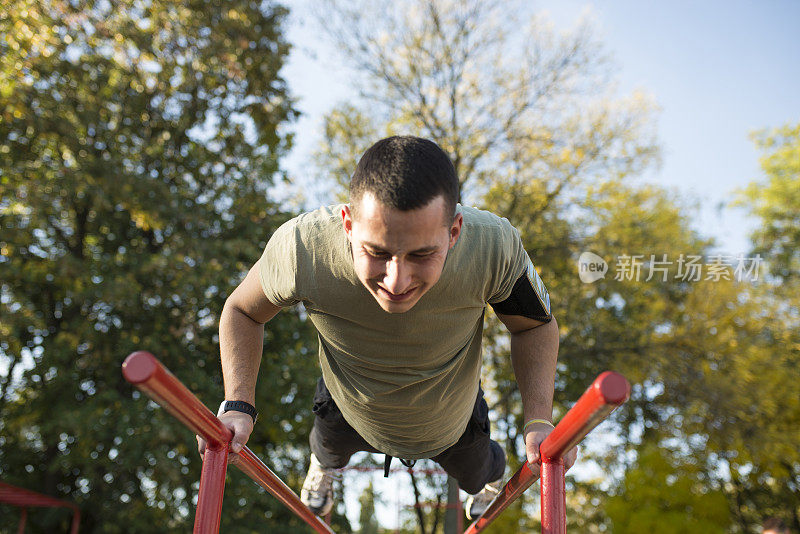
309, 377, 506, 494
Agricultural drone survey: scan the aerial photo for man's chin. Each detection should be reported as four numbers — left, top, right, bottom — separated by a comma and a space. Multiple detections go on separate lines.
379, 302, 415, 313
372, 292, 421, 313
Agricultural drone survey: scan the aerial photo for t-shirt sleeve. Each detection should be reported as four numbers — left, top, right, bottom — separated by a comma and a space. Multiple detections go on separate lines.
485, 216, 552, 321
486, 217, 530, 304
257, 218, 303, 307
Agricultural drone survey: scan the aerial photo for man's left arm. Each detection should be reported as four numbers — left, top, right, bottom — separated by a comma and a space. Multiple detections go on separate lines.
495, 312, 578, 477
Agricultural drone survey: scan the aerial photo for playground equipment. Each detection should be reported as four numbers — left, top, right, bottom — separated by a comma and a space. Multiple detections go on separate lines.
122, 351, 629, 533
0, 480, 81, 534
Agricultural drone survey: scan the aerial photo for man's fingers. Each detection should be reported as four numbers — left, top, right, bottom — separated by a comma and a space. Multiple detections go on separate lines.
219, 413, 253, 454
564, 446, 579, 471
230, 436, 245, 454
527, 460, 541, 479
197, 436, 206, 457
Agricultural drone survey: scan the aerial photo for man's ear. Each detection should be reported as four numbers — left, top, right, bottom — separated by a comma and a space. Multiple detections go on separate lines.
341, 205, 353, 239
448, 212, 463, 249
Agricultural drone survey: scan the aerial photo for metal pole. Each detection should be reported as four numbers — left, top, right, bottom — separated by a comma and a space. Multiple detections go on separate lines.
444, 476, 459, 534
540, 458, 565, 534
17, 507, 27, 534
463, 371, 630, 534
193, 444, 229, 534
69, 508, 81, 534
122, 351, 334, 534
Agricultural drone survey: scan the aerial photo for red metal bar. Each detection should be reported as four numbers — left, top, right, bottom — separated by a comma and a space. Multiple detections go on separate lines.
463, 371, 630, 534
194, 445, 229, 534
233, 448, 334, 533
539, 371, 630, 461
540, 459, 565, 534
17, 507, 27, 534
70, 509, 81, 534
122, 351, 334, 534
463, 460, 540, 534
0, 481, 80, 533
122, 351, 232, 448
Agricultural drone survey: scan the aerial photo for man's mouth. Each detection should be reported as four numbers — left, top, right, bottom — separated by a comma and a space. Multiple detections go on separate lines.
376, 285, 417, 302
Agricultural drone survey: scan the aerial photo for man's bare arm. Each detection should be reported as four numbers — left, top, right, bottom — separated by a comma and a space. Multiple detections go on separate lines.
502, 314, 559, 426
198, 264, 281, 456
220, 264, 282, 405
495, 313, 576, 473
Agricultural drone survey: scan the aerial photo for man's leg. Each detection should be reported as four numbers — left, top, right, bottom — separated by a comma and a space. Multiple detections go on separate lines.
303, 377, 379, 516
431, 386, 506, 495
309, 377, 380, 468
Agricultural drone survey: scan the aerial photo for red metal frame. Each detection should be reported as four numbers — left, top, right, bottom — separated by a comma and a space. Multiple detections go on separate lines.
122, 351, 334, 534
0, 481, 81, 534
464, 371, 630, 534
122, 350, 627, 534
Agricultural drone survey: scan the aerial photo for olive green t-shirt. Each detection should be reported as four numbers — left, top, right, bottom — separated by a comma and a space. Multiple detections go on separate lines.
258, 204, 530, 458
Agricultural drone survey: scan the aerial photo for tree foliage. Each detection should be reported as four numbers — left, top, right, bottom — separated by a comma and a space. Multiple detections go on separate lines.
0, 1, 321, 532
606, 443, 730, 533
738, 122, 800, 286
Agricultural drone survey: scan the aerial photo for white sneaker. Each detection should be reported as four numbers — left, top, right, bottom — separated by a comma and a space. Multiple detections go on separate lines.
465, 479, 502, 520
301, 454, 340, 516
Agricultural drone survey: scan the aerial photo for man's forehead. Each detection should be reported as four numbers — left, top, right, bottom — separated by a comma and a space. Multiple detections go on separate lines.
351, 191, 452, 223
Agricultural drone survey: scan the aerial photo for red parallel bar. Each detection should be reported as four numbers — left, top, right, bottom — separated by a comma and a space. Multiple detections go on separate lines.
540, 459, 565, 534
122, 351, 233, 448
122, 351, 334, 534
539, 371, 630, 461
463, 371, 630, 534
233, 447, 335, 533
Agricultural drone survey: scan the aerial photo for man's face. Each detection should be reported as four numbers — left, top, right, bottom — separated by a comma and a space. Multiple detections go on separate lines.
342, 192, 462, 313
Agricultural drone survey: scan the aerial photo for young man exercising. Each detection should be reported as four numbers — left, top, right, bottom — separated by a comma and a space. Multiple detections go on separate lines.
197, 136, 577, 519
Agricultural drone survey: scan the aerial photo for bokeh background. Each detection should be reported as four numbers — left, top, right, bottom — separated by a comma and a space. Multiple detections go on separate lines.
1, 1, 798, 532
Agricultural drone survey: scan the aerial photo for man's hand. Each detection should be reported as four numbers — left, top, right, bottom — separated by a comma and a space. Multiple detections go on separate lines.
196, 411, 254, 459
523, 422, 578, 478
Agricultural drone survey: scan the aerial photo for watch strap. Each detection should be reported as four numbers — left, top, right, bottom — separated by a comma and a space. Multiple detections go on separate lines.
219, 400, 258, 423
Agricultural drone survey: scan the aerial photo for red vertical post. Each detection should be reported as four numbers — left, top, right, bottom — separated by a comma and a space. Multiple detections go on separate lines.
540, 458, 565, 534
69, 508, 81, 534
17, 507, 27, 534
193, 445, 230, 534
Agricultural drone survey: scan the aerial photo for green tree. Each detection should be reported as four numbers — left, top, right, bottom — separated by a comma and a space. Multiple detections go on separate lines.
0, 1, 321, 532
606, 442, 730, 533
738, 122, 800, 286
358, 480, 380, 534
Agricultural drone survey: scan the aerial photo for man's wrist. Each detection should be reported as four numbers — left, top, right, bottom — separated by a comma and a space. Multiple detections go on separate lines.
522, 418, 554, 433
219, 400, 258, 424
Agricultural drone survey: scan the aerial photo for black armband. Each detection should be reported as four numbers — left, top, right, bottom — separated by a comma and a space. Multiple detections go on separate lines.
490, 262, 552, 322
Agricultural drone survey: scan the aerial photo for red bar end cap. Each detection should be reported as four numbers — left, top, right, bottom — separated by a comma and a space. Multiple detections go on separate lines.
595, 371, 631, 405
122, 351, 158, 384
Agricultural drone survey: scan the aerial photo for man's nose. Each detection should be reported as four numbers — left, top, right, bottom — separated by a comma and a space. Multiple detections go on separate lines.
383, 258, 411, 294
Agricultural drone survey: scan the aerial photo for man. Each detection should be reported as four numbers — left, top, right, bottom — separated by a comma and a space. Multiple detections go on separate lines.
197, 136, 577, 519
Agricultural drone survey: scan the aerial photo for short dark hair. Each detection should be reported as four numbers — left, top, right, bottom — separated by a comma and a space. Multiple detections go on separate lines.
349, 136, 459, 221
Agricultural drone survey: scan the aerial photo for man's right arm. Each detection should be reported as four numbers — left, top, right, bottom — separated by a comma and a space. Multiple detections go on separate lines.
197, 263, 282, 456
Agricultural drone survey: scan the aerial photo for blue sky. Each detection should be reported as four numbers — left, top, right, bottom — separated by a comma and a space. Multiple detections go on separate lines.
281, 0, 800, 256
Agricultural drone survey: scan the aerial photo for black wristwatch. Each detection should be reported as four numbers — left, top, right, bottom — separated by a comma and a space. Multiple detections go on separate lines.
219, 400, 258, 424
